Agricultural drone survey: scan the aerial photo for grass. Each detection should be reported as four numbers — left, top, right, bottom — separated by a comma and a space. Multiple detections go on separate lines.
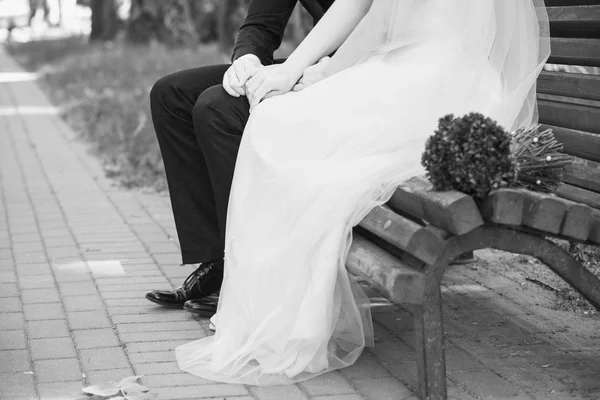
7, 36, 225, 191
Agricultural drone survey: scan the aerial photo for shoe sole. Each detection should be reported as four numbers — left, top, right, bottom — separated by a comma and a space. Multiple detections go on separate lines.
183, 305, 216, 317
145, 294, 185, 309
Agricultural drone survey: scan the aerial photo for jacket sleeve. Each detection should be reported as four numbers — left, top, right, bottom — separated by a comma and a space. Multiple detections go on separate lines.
232, 0, 299, 65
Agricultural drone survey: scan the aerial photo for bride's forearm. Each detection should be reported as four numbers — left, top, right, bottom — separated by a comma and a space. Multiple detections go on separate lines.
283, 0, 373, 78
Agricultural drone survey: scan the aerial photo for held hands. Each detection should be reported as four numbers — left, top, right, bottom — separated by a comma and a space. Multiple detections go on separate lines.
223, 55, 262, 97
293, 57, 330, 92
244, 63, 302, 112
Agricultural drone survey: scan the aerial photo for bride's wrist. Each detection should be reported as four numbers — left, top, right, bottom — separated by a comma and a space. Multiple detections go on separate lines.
282, 60, 309, 81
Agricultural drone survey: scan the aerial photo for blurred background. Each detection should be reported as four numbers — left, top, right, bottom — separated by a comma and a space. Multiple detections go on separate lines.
0, 0, 313, 192
1, 0, 597, 195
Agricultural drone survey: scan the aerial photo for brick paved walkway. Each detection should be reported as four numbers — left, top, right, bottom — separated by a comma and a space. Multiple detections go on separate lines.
1, 45, 600, 400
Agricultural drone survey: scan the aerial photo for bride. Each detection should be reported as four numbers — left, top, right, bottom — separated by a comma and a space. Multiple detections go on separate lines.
175, 0, 550, 385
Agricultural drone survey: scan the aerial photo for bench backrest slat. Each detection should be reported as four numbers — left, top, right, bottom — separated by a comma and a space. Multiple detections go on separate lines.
537, 2, 600, 208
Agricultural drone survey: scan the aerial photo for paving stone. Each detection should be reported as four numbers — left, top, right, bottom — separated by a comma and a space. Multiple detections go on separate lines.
15, 252, 47, 264
0, 372, 36, 397
250, 385, 308, 400
140, 373, 213, 387
16, 264, 52, 276
47, 246, 80, 259
369, 341, 415, 365
129, 351, 176, 364
73, 328, 120, 349
119, 330, 203, 343
80, 347, 130, 371
18, 274, 55, 289
21, 288, 60, 304
23, 303, 65, 321
117, 321, 199, 333
0, 349, 30, 372
451, 370, 521, 398
63, 294, 104, 312
384, 362, 418, 391
111, 312, 194, 324
35, 358, 82, 383
0, 312, 24, 330
27, 320, 70, 339
37, 381, 84, 400
105, 298, 157, 307
133, 361, 181, 375
99, 283, 169, 293
0, 270, 17, 283
312, 395, 365, 400
373, 311, 415, 334
84, 367, 134, 384
126, 340, 191, 353
299, 371, 355, 396
11, 234, 41, 244
0, 329, 26, 350
105, 305, 171, 315
445, 345, 485, 373
0, 297, 21, 312
30, 337, 77, 360
339, 353, 392, 380
95, 276, 168, 285
53, 271, 94, 283
352, 377, 414, 400
67, 310, 111, 330
153, 384, 249, 399
59, 281, 99, 297
0, 282, 18, 297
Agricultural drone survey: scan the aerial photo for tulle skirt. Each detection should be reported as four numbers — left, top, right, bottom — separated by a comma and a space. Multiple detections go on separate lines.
175, 37, 509, 385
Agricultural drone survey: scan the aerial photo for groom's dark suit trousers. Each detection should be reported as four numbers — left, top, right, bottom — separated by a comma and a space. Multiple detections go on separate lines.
150, 64, 250, 265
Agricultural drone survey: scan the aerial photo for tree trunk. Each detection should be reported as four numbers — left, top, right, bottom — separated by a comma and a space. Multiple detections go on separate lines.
127, 0, 198, 46
89, 0, 118, 41
217, 0, 238, 56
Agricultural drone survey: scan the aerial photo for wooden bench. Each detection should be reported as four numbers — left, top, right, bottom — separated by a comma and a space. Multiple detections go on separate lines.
346, 3, 600, 399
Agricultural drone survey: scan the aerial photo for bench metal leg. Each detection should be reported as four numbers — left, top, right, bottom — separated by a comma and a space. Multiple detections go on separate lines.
414, 283, 447, 400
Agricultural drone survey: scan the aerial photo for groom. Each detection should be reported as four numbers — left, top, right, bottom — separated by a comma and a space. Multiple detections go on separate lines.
145, 0, 334, 316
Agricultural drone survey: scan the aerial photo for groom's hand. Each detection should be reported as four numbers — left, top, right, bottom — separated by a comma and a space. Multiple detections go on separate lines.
223, 54, 262, 97
245, 64, 300, 112
293, 57, 330, 92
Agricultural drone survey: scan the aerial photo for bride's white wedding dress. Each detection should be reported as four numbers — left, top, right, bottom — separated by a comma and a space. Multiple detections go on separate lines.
175, 0, 549, 385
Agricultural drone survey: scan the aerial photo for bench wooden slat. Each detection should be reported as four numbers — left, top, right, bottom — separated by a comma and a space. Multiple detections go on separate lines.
537, 71, 600, 101
549, 38, 600, 67
563, 157, 600, 193
538, 98, 600, 134
543, 124, 600, 163
545, 0, 600, 6
590, 211, 600, 245
548, 6, 600, 38
480, 189, 525, 226
556, 183, 600, 210
347, 233, 425, 304
387, 177, 483, 236
561, 200, 593, 241
359, 205, 447, 265
522, 191, 567, 234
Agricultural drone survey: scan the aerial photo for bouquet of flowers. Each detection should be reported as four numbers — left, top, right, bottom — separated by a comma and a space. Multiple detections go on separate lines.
421, 113, 572, 201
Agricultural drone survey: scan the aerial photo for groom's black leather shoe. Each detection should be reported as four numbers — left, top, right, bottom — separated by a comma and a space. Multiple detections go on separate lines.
145, 261, 223, 308
183, 295, 219, 317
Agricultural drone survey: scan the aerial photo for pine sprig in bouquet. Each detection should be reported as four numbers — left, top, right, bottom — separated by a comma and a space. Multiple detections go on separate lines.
511, 124, 573, 192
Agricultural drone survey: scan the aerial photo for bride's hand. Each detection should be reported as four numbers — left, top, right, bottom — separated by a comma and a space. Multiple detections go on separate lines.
293, 57, 330, 92
245, 64, 302, 112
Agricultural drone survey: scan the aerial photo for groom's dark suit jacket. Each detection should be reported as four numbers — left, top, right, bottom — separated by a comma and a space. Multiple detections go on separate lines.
232, 0, 335, 66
